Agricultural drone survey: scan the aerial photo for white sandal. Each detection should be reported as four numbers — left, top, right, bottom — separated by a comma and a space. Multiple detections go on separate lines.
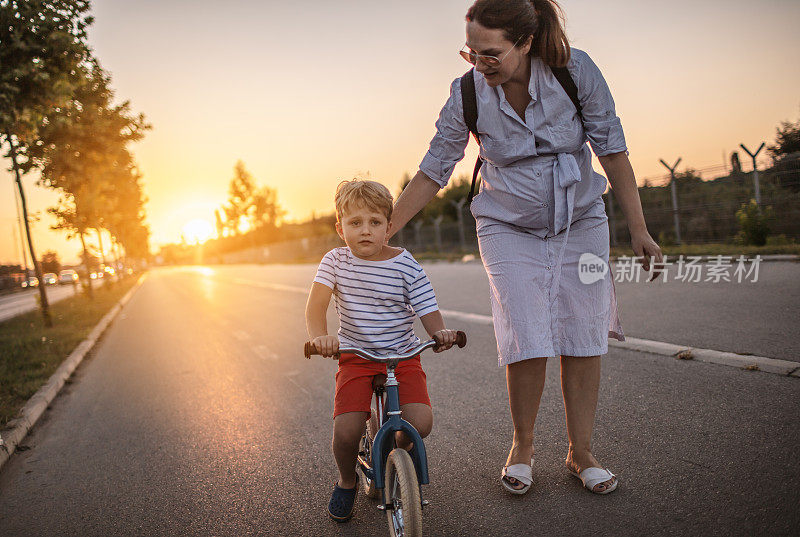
501, 459, 533, 495
569, 466, 618, 494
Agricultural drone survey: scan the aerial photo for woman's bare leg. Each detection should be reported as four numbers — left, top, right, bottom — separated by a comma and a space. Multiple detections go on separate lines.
560, 355, 616, 492
504, 357, 547, 490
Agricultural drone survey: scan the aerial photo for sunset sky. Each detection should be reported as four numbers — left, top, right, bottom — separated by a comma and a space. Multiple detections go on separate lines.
2, 0, 799, 265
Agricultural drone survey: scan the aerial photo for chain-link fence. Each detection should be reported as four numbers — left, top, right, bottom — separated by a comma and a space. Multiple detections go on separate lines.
607, 159, 800, 246
214, 158, 799, 264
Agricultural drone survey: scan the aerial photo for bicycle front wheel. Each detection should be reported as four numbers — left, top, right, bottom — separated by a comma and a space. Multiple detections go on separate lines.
384, 448, 422, 537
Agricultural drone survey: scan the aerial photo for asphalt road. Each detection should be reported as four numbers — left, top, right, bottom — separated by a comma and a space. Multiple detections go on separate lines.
0, 264, 798, 536
422, 258, 800, 362
0, 285, 79, 323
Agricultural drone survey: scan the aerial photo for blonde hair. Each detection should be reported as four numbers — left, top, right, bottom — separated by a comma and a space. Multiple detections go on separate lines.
335, 179, 394, 222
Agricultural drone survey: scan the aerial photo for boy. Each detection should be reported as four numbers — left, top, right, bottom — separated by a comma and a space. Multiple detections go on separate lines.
305, 179, 457, 522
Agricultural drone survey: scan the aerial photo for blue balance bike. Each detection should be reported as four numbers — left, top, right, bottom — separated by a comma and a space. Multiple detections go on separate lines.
304, 331, 467, 537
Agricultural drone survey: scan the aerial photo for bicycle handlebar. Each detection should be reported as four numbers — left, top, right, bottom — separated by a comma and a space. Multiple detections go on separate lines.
303, 331, 467, 362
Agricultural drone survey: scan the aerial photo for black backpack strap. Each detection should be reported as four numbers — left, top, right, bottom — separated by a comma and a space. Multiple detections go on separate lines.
460, 68, 482, 203
550, 66, 583, 120
461, 68, 479, 139
460, 66, 581, 204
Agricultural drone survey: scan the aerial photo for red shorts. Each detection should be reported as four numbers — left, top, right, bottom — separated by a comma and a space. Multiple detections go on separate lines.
333, 353, 431, 418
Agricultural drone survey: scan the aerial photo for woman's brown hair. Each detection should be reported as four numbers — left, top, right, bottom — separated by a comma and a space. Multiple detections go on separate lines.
466, 0, 570, 67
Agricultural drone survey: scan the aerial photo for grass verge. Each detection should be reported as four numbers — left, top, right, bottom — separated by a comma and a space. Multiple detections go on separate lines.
0, 278, 137, 428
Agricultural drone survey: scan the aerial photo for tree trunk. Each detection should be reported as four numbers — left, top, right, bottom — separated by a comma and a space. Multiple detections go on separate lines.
112, 238, 123, 279
96, 228, 112, 286
78, 229, 94, 299
6, 132, 52, 326
96, 228, 107, 266
13, 186, 31, 275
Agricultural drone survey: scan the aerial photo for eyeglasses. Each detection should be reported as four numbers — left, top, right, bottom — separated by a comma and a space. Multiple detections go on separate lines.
459, 36, 523, 68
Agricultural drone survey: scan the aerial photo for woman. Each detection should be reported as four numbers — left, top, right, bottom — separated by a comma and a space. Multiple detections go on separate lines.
389, 0, 663, 495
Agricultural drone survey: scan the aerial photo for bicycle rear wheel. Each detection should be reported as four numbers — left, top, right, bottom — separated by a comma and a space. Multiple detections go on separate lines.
384, 448, 422, 537
358, 427, 380, 499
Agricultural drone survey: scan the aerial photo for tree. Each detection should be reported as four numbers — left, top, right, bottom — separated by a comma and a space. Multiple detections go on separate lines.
0, 0, 92, 324
48, 194, 95, 296
221, 160, 284, 235
250, 186, 284, 230
767, 117, 800, 161
79, 249, 100, 273
107, 165, 150, 262
398, 173, 472, 223
26, 61, 150, 292
675, 169, 703, 185
215, 209, 224, 239
40, 251, 61, 273
223, 161, 257, 235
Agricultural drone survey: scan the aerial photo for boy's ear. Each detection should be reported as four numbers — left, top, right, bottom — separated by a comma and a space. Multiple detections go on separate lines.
384, 220, 393, 245
335, 221, 344, 240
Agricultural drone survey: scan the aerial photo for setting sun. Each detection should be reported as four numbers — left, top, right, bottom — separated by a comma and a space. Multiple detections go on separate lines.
181, 218, 214, 244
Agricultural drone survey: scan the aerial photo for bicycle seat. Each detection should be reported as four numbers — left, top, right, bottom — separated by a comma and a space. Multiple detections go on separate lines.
372, 374, 387, 390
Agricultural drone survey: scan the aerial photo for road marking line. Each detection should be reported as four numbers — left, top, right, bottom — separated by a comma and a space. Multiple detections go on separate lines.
226, 277, 797, 377
229, 278, 306, 294
445, 310, 796, 376
284, 371, 309, 395
440, 309, 492, 325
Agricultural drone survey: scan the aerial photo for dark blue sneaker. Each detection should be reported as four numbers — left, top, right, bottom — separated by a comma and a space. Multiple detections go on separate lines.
327, 479, 358, 522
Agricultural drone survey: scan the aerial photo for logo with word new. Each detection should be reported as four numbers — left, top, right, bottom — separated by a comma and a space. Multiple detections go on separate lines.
579, 253, 608, 284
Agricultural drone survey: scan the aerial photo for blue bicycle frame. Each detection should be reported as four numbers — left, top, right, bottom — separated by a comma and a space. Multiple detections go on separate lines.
361, 360, 430, 491
303, 333, 467, 505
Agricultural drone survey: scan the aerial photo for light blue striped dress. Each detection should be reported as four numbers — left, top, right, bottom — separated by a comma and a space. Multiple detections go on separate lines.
313, 247, 440, 356
419, 48, 626, 365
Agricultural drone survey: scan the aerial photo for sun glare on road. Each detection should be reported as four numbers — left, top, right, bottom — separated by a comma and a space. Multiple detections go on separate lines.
194, 266, 215, 277
182, 218, 214, 244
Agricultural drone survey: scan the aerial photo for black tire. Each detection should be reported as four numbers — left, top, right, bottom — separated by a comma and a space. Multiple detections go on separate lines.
358, 430, 380, 499
385, 448, 422, 537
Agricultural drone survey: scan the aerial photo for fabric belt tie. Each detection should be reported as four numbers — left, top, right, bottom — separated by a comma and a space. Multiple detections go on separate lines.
552, 151, 582, 236
549, 152, 582, 312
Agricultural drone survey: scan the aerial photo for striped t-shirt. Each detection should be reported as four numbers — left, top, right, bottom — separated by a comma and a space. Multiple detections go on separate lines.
313, 247, 439, 356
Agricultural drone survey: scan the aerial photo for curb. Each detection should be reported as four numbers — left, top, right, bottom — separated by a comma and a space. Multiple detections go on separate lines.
608, 337, 799, 377
0, 274, 147, 472
437, 309, 799, 377
447, 254, 800, 264
609, 254, 799, 263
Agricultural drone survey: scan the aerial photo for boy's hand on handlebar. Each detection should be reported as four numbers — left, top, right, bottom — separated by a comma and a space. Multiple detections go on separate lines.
311, 335, 339, 357
432, 329, 458, 353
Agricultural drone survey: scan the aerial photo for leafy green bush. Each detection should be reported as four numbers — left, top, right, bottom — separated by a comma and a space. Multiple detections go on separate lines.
657, 230, 676, 247
735, 200, 774, 246
765, 234, 795, 246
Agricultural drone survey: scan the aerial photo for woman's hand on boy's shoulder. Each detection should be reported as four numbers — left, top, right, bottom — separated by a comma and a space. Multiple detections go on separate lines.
311, 335, 340, 357
432, 329, 458, 353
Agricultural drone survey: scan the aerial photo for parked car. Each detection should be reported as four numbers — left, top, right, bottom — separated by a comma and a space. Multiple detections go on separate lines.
43, 273, 57, 285
21, 276, 39, 288
59, 269, 79, 285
